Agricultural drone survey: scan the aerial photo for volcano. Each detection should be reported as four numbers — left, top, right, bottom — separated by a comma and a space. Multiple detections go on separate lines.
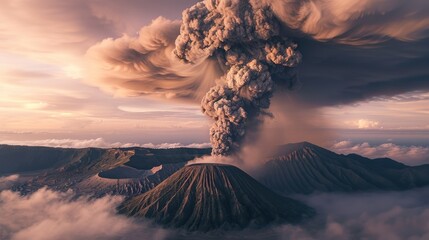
118, 164, 314, 232
259, 142, 429, 194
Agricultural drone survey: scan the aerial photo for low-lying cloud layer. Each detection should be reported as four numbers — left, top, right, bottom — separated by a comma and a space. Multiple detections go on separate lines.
3, 186, 429, 240
0, 138, 211, 149
332, 141, 429, 165
173, 187, 429, 240
275, 187, 429, 240
0, 188, 168, 240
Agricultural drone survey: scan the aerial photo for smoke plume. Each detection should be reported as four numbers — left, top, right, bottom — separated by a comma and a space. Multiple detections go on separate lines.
174, 0, 301, 155
267, 0, 429, 44
86, 0, 429, 157
86, 17, 222, 101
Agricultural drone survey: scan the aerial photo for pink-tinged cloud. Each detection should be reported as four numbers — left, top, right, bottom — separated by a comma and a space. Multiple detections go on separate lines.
0, 188, 169, 240
274, 187, 429, 240
86, 17, 222, 101
2, 185, 429, 239
0, 138, 211, 149
0, 0, 116, 57
332, 141, 429, 165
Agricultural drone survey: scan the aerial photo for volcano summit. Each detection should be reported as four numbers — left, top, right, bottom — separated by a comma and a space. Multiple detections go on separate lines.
118, 164, 314, 232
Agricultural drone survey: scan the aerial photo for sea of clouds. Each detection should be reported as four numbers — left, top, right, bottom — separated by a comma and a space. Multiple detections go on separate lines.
1, 178, 429, 240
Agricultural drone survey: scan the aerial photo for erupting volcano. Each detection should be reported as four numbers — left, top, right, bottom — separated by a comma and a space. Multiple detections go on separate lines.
116, 0, 313, 231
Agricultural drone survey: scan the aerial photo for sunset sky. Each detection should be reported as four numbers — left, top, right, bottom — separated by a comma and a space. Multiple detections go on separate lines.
0, 0, 428, 164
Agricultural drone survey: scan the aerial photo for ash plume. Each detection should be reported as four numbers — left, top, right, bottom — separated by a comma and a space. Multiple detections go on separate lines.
86, 17, 222, 101
86, 0, 429, 157
174, 0, 301, 155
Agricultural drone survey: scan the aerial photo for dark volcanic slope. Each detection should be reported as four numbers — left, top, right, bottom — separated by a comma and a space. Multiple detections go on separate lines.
259, 142, 429, 194
13, 148, 134, 194
2, 145, 209, 196
0, 145, 85, 174
118, 164, 314, 232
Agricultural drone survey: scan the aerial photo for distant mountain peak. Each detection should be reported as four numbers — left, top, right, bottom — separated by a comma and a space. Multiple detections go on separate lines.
280, 141, 325, 151
118, 163, 315, 232
259, 141, 429, 195
281, 141, 316, 149
271, 141, 331, 161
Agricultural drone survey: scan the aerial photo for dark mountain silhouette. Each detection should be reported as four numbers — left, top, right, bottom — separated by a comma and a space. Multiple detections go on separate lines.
118, 164, 315, 232
1, 144, 209, 196
3, 142, 429, 197
0, 144, 209, 175
0, 145, 91, 174
258, 142, 429, 194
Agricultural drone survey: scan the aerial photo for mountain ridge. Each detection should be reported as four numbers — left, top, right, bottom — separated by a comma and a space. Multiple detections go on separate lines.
2, 142, 428, 197
258, 142, 429, 194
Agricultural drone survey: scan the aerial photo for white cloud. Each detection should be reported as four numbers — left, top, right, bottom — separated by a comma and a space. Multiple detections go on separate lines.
0, 138, 211, 149
356, 119, 381, 129
23, 102, 49, 110
331, 141, 429, 165
141, 142, 212, 149
184, 143, 212, 148
0, 188, 168, 240
63, 65, 83, 79
343, 119, 382, 129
